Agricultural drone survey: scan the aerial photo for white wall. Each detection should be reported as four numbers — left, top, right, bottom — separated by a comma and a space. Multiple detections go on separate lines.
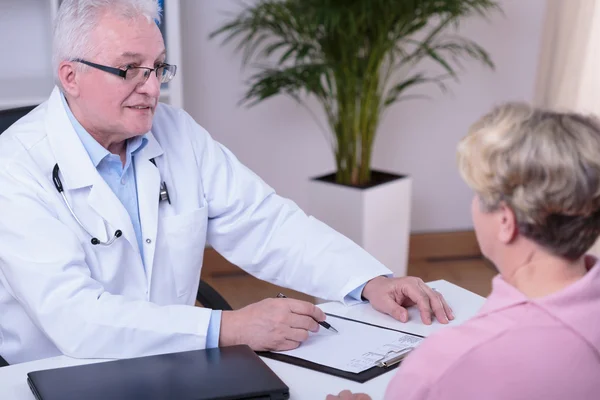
0, 0, 54, 79
180, 0, 546, 233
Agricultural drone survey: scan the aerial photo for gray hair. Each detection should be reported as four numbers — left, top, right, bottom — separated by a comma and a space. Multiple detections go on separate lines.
52, 0, 162, 88
457, 102, 600, 260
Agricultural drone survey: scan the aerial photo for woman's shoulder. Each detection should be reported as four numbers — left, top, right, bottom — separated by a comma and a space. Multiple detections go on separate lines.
386, 309, 595, 399
398, 316, 514, 381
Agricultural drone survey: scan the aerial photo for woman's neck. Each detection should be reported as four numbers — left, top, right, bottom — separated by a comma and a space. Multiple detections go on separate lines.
503, 254, 588, 298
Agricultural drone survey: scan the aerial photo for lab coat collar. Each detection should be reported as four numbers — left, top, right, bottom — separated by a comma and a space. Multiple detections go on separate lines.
137, 125, 164, 162
45, 87, 99, 190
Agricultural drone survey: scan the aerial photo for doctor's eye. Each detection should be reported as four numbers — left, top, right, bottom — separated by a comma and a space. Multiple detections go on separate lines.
124, 66, 143, 81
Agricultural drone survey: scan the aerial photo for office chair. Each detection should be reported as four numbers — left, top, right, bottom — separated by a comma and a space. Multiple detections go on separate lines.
196, 279, 232, 311
0, 106, 233, 368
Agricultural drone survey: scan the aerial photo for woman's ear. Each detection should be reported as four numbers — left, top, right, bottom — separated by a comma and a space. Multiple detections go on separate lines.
58, 61, 80, 97
497, 203, 518, 244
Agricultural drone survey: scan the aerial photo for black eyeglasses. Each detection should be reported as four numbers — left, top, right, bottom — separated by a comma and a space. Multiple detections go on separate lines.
72, 59, 177, 84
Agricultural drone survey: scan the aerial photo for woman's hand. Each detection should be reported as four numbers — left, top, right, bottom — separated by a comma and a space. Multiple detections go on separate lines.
325, 390, 372, 400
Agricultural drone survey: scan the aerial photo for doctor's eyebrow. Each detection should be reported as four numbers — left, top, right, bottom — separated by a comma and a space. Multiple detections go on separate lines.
115, 50, 167, 64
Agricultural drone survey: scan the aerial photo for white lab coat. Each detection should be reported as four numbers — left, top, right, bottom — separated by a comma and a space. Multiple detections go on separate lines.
0, 87, 391, 364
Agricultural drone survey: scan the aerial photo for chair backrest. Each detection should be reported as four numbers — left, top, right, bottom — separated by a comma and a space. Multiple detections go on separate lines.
0, 105, 37, 135
196, 280, 233, 311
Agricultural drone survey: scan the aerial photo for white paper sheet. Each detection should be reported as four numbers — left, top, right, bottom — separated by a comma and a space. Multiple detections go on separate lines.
274, 315, 424, 374
318, 279, 487, 338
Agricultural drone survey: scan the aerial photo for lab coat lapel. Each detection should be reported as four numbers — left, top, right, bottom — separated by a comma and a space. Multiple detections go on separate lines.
44, 87, 97, 190
134, 133, 164, 289
44, 87, 139, 253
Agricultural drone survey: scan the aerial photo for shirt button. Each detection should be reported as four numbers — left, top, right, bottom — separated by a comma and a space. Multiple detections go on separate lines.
146, 238, 152, 244
121, 178, 126, 185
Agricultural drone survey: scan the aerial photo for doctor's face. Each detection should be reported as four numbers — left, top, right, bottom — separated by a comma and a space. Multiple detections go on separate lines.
70, 12, 165, 141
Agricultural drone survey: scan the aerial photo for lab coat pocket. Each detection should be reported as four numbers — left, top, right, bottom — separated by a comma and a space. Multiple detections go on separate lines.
162, 206, 208, 298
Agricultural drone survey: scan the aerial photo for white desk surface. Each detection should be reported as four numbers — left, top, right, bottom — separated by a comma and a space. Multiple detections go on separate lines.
0, 280, 485, 400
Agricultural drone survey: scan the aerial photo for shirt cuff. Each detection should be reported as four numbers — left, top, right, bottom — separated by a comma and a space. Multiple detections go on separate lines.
346, 282, 368, 303
206, 310, 222, 348
343, 274, 394, 305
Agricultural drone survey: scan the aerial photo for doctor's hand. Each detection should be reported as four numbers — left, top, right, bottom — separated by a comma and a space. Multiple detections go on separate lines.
326, 390, 372, 400
218, 298, 325, 351
362, 276, 454, 325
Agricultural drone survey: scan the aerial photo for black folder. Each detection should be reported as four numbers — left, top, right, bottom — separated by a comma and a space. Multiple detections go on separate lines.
258, 313, 424, 383
27, 345, 289, 400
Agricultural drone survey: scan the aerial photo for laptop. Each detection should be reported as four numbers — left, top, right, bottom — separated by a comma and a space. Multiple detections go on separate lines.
27, 345, 290, 400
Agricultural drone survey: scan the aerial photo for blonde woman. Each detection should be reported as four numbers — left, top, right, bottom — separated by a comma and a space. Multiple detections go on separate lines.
327, 103, 600, 400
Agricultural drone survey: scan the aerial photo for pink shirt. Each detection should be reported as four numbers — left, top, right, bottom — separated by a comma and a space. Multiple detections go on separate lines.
385, 256, 600, 400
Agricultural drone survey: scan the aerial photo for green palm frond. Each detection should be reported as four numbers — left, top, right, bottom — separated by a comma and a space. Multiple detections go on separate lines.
210, 0, 501, 186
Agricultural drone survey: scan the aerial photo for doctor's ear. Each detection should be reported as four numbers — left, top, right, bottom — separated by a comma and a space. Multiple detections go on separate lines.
58, 61, 81, 97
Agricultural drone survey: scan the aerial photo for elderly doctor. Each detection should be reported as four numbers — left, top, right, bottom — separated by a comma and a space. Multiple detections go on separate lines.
0, 0, 452, 365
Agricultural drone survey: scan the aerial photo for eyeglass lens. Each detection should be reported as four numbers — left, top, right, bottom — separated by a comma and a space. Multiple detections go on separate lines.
126, 65, 176, 84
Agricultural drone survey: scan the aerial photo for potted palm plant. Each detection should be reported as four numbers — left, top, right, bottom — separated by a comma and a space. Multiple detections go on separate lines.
210, 0, 500, 276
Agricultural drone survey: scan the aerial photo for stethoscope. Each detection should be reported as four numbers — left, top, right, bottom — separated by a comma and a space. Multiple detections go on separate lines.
52, 158, 170, 246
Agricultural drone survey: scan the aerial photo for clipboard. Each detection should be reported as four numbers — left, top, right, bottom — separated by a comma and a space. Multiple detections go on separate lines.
257, 313, 425, 383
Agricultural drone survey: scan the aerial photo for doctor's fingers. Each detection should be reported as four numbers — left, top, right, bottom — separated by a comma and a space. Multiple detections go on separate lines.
401, 282, 449, 325
420, 284, 454, 322
287, 313, 320, 333
283, 326, 310, 345
284, 298, 326, 322
267, 337, 302, 352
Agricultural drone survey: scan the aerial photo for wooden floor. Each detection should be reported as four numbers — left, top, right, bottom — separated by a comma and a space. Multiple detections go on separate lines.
201, 250, 497, 310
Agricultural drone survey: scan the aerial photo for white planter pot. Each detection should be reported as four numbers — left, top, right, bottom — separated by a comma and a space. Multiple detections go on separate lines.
307, 171, 412, 277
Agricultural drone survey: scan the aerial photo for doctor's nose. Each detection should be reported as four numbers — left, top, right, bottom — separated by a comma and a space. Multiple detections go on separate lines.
136, 70, 161, 100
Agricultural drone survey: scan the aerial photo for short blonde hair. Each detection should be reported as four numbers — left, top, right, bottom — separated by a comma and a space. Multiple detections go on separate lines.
457, 102, 600, 260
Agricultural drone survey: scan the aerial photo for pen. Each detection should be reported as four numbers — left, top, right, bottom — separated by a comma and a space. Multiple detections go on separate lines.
376, 347, 414, 368
276, 293, 339, 333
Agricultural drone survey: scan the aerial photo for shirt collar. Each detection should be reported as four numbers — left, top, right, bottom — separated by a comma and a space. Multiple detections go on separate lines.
477, 255, 600, 321
59, 91, 148, 167
127, 135, 148, 159
469, 255, 600, 357
476, 274, 528, 317
536, 255, 600, 352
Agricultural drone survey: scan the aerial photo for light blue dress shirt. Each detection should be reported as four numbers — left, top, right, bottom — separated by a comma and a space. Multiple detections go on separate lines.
61, 93, 366, 349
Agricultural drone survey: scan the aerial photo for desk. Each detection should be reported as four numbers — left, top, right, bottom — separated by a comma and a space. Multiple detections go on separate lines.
0, 280, 485, 400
